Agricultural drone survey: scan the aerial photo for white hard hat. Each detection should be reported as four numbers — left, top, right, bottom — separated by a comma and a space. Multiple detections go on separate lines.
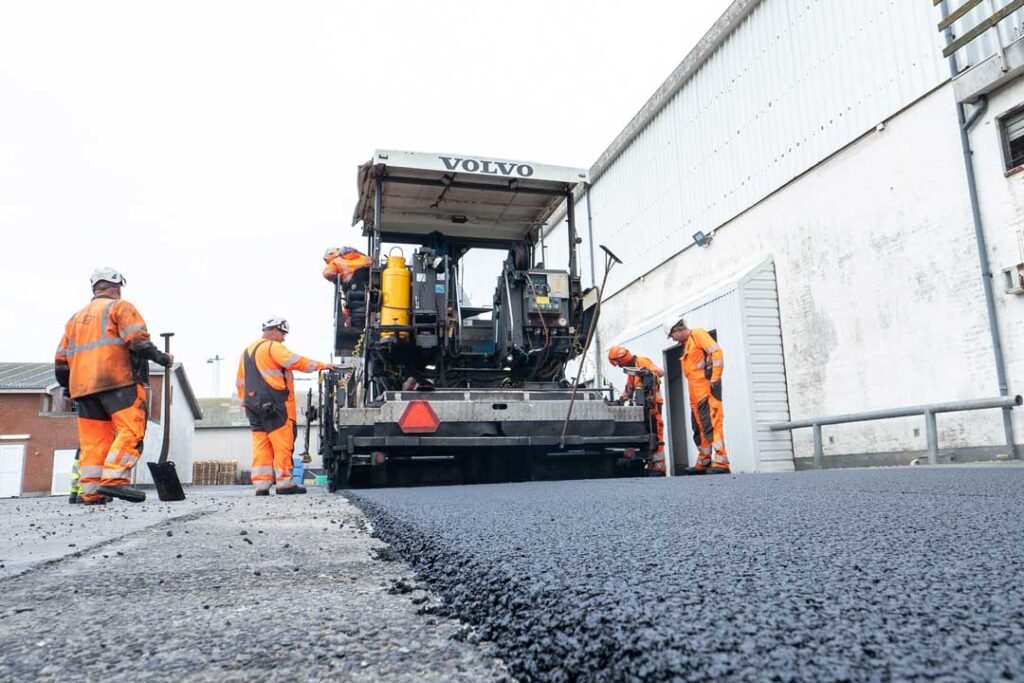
262, 317, 289, 333
90, 267, 127, 288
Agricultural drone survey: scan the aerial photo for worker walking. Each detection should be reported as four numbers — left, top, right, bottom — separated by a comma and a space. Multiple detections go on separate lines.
668, 318, 730, 474
323, 247, 373, 331
608, 346, 666, 475
236, 317, 335, 496
54, 268, 173, 504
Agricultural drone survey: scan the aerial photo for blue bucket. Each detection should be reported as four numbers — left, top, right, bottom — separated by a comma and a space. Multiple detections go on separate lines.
292, 454, 305, 486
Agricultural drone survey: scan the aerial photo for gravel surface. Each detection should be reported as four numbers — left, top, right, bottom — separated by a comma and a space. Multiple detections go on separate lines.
351, 464, 1024, 682
0, 487, 508, 682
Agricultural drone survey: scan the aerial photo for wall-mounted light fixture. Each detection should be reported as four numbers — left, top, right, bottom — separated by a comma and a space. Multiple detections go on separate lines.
692, 230, 713, 248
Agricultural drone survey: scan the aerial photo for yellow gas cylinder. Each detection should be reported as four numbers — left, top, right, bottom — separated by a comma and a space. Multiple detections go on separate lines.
381, 249, 411, 340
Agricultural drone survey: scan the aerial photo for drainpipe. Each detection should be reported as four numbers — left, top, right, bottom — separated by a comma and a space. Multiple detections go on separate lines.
941, 2, 1017, 458
584, 187, 603, 388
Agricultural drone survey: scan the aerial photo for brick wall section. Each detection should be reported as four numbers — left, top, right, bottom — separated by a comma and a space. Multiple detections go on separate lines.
0, 393, 78, 496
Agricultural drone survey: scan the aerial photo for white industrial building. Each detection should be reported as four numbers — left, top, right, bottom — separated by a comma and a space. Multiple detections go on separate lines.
194, 394, 321, 482
546, 0, 1024, 473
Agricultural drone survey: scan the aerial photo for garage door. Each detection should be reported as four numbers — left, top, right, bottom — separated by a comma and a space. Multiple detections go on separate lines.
0, 444, 26, 498
51, 449, 78, 496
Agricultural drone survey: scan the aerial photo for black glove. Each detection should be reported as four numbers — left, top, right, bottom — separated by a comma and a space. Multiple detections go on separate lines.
54, 363, 70, 390
135, 341, 172, 367
710, 380, 722, 401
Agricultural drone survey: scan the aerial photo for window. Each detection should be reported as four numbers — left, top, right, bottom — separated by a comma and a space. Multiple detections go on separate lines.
42, 389, 77, 415
1000, 105, 1024, 173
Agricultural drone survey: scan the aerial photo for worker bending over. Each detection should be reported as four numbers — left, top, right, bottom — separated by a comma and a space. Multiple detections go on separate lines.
668, 318, 730, 474
608, 346, 666, 475
237, 317, 335, 496
323, 247, 373, 331
55, 268, 173, 504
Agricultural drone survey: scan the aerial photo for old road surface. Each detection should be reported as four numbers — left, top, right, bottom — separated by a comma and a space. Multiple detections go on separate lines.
351, 464, 1024, 682
0, 487, 507, 682
2, 466, 1021, 682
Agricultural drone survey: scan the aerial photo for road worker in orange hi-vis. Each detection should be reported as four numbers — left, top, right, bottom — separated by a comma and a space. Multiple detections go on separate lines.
237, 317, 336, 496
668, 318, 730, 474
323, 247, 374, 330
54, 268, 174, 505
608, 346, 666, 475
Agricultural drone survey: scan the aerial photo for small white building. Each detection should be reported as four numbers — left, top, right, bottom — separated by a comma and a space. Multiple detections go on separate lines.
134, 363, 203, 487
194, 394, 321, 481
546, 0, 1024, 473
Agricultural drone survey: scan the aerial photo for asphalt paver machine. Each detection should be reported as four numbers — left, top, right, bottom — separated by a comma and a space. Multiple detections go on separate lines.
320, 150, 653, 488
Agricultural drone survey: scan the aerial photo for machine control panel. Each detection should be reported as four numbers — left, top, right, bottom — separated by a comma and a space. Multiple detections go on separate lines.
525, 271, 570, 314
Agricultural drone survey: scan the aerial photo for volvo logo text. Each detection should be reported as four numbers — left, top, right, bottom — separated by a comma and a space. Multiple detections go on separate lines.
438, 156, 535, 178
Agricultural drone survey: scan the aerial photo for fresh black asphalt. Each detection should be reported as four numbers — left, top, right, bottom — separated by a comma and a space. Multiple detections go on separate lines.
350, 465, 1024, 682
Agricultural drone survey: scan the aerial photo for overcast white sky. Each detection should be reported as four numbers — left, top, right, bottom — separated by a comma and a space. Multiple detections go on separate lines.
0, 1, 730, 398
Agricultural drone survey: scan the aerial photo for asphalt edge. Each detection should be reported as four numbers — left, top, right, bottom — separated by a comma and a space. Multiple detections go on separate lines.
348, 493, 613, 682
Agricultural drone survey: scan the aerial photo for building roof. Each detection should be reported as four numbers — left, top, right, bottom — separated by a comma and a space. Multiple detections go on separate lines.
0, 361, 203, 420
0, 363, 58, 392
196, 397, 250, 429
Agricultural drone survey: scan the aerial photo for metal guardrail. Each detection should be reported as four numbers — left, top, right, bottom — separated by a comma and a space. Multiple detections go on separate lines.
769, 395, 1023, 468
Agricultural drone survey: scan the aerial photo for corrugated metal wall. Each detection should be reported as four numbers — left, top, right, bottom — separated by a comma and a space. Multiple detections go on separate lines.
739, 260, 793, 472
569, 0, 950, 298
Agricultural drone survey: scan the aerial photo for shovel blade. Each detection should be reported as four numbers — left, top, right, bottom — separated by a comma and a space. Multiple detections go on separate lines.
147, 461, 186, 502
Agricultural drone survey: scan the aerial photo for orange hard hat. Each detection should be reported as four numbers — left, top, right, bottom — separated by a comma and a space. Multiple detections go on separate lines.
607, 346, 632, 365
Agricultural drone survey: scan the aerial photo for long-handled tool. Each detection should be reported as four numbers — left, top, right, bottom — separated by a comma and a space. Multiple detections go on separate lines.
147, 332, 186, 501
560, 245, 622, 447
298, 387, 314, 465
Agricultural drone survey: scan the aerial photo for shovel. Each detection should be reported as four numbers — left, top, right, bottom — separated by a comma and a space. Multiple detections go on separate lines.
147, 332, 186, 501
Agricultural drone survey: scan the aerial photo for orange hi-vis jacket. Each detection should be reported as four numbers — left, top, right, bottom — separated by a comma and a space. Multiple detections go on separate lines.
55, 297, 157, 398
323, 251, 373, 283
236, 340, 329, 422
621, 355, 665, 404
681, 328, 723, 393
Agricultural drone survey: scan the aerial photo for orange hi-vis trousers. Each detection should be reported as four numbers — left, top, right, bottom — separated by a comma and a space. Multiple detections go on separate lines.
75, 384, 148, 502
649, 399, 666, 474
250, 420, 297, 492
689, 379, 729, 472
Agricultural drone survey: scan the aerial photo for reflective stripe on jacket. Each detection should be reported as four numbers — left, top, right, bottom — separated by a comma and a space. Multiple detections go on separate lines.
681, 328, 723, 385
236, 339, 328, 422
55, 297, 154, 398
323, 251, 373, 283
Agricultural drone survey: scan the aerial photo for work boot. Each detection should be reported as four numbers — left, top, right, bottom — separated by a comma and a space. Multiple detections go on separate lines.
81, 496, 108, 506
96, 485, 146, 503
276, 485, 307, 496
255, 490, 269, 497
68, 492, 81, 504
679, 467, 706, 476
707, 467, 731, 475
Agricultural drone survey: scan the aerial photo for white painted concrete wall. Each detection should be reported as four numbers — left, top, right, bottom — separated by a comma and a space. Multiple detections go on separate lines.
194, 425, 322, 476
135, 372, 196, 486
592, 84, 1017, 459
966, 74, 1024, 447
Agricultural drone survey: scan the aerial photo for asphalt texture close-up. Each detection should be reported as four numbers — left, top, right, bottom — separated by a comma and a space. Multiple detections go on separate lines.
351, 464, 1024, 682
0, 488, 508, 682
